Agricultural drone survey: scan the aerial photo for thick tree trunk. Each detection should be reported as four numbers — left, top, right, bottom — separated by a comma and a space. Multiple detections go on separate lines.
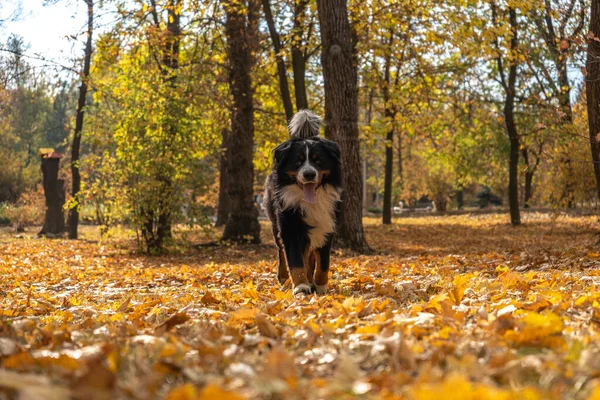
67, 0, 93, 240
216, 129, 230, 227
292, 0, 309, 110
588, 0, 600, 201
317, 0, 369, 252
262, 0, 294, 121
222, 0, 261, 243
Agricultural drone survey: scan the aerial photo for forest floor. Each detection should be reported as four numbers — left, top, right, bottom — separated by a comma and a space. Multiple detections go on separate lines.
1, 213, 600, 399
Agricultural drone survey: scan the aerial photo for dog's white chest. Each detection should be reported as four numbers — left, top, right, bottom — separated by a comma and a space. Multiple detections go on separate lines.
279, 185, 341, 249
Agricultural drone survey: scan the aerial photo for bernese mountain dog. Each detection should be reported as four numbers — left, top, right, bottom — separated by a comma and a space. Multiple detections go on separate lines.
263, 110, 343, 295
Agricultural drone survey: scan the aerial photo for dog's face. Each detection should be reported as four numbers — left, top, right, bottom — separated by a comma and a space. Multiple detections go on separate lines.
273, 137, 341, 204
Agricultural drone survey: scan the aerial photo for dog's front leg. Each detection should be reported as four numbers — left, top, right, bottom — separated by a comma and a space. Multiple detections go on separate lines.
314, 235, 333, 295
283, 240, 313, 295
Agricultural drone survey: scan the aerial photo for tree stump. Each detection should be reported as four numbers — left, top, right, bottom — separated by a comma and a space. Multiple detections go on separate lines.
39, 151, 65, 237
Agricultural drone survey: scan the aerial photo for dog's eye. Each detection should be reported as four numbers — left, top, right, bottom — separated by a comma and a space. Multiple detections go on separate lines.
315, 159, 321, 165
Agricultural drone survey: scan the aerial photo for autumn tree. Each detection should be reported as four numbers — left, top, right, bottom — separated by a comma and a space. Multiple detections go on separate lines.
221, 0, 261, 243
317, 0, 369, 252
588, 0, 600, 199
492, 3, 521, 226
67, 0, 93, 239
531, 0, 588, 123
261, 0, 317, 121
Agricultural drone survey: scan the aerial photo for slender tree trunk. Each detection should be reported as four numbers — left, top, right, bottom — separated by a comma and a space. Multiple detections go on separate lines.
397, 130, 403, 189
493, 4, 520, 226
363, 85, 375, 214
292, 0, 309, 110
557, 55, 573, 122
262, 0, 294, 121
216, 129, 230, 227
505, 8, 521, 226
588, 0, 600, 201
158, 0, 181, 243
222, 0, 261, 243
67, 0, 93, 240
382, 32, 395, 225
521, 147, 539, 208
317, 0, 369, 252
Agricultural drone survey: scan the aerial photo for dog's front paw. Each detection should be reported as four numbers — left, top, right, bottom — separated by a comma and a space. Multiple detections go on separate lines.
314, 285, 327, 295
293, 283, 314, 295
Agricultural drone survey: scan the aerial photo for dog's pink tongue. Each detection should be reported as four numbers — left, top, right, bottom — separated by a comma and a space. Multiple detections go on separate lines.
302, 183, 317, 204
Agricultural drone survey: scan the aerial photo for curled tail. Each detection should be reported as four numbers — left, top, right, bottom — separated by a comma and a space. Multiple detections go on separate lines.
289, 109, 321, 139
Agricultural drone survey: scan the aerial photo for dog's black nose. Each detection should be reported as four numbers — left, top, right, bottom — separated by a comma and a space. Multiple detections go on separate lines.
303, 170, 317, 181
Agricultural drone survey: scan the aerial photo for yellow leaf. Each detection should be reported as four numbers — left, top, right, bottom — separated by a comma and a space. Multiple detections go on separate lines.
198, 384, 243, 400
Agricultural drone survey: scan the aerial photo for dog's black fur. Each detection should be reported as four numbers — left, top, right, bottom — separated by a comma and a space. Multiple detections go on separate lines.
263, 111, 342, 295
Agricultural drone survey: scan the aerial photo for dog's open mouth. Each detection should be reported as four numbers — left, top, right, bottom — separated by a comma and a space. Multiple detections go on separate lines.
299, 182, 317, 204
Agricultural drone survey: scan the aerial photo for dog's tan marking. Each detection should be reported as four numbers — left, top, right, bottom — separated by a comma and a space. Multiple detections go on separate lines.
305, 249, 316, 284
314, 253, 328, 287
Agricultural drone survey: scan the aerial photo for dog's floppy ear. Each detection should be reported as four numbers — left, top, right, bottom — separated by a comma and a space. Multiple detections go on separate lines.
273, 141, 292, 169
320, 139, 341, 165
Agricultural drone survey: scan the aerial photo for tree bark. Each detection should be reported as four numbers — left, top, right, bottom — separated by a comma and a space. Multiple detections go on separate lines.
261, 0, 294, 121
222, 0, 261, 243
292, 0, 310, 110
67, 0, 93, 240
216, 129, 230, 227
493, 4, 520, 226
382, 32, 395, 225
505, 7, 521, 226
317, 0, 369, 252
521, 146, 540, 208
588, 0, 600, 200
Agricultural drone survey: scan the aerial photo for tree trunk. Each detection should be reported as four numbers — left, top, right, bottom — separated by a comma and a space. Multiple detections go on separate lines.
363, 85, 375, 214
262, 0, 294, 121
455, 188, 464, 209
397, 130, 403, 189
292, 0, 309, 110
382, 32, 395, 225
67, 0, 93, 240
39, 158, 65, 236
317, 0, 369, 252
505, 8, 521, 226
222, 0, 261, 243
216, 129, 230, 227
157, 0, 181, 243
521, 147, 537, 208
493, 4, 520, 226
588, 0, 600, 201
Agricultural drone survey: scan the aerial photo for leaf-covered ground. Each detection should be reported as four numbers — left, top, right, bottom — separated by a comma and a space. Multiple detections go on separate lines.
2, 213, 600, 399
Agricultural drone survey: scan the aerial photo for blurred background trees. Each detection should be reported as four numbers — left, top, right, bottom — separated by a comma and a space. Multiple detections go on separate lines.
0, 0, 597, 251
